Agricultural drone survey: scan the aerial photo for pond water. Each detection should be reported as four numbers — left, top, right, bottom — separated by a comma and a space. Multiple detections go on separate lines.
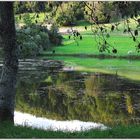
15, 59, 140, 132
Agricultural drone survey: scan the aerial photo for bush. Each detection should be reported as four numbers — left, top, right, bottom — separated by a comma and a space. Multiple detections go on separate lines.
17, 24, 62, 58
21, 41, 39, 57
48, 24, 63, 45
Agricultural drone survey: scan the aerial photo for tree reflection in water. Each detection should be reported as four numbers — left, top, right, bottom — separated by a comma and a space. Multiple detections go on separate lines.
16, 70, 140, 126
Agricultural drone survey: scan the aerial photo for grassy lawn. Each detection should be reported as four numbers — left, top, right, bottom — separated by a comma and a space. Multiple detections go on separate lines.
0, 122, 140, 138
39, 16, 140, 58
43, 34, 140, 57
45, 56, 140, 81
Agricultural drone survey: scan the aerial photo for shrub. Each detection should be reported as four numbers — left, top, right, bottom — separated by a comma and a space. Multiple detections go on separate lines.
16, 24, 62, 58
21, 41, 39, 57
48, 24, 63, 45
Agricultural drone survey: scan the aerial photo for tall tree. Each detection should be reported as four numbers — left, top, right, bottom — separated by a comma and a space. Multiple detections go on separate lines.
0, 2, 18, 122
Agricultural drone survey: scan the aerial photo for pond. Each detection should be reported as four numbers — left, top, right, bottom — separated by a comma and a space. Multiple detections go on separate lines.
14, 58, 140, 132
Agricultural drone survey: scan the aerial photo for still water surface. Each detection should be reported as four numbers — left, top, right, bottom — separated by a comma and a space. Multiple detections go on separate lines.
15, 59, 140, 131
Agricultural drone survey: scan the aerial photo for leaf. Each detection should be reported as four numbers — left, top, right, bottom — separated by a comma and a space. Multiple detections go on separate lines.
52, 50, 55, 53
99, 48, 103, 52
36, 14, 39, 18
128, 27, 131, 32
112, 48, 117, 54
123, 29, 127, 33
19, 15, 22, 20
134, 30, 138, 36
49, 3, 53, 8
115, 23, 120, 26
137, 19, 140, 24
126, 19, 130, 23
85, 11, 88, 15
106, 33, 110, 38
104, 29, 107, 33
107, 49, 110, 53
138, 43, 140, 49
76, 32, 80, 36
133, 36, 136, 42
100, 27, 103, 31
111, 25, 115, 31
95, 16, 98, 23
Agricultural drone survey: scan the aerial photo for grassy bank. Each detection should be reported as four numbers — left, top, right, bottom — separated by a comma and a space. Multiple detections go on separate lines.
45, 56, 140, 81
0, 122, 140, 138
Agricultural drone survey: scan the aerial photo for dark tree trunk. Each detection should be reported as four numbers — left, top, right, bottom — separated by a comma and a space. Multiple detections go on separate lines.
0, 2, 18, 122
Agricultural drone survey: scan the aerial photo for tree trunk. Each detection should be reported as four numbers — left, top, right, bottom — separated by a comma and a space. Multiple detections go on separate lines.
0, 2, 18, 122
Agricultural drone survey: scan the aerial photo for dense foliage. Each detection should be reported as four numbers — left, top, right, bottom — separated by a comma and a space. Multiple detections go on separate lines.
16, 24, 62, 58
14, 2, 140, 23
53, 2, 85, 26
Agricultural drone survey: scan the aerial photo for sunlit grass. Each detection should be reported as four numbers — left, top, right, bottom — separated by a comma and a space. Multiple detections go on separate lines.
46, 56, 140, 81
43, 34, 140, 57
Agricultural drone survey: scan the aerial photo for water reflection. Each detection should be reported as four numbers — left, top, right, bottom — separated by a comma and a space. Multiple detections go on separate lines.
14, 111, 107, 132
16, 70, 140, 126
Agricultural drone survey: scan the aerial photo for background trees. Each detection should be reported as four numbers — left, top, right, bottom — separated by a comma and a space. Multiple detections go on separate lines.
14, 2, 140, 25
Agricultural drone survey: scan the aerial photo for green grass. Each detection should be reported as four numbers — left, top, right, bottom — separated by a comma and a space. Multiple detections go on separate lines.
43, 34, 140, 57
41, 16, 140, 58
45, 56, 140, 81
0, 122, 140, 138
